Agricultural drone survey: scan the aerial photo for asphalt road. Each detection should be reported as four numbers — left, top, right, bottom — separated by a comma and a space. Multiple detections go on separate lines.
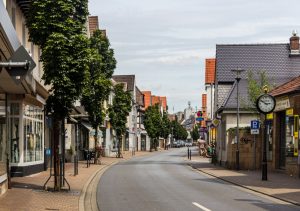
97, 147, 299, 211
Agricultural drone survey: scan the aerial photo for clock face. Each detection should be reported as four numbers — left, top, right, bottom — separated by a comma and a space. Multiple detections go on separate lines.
256, 94, 276, 114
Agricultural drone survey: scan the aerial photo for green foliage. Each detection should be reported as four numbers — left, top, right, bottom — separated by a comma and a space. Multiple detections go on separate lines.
144, 105, 162, 141
108, 84, 132, 138
191, 125, 200, 141
26, 0, 88, 48
247, 70, 273, 108
160, 111, 171, 139
81, 30, 116, 134
171, 120, 188, 140
26, 0, 89, 119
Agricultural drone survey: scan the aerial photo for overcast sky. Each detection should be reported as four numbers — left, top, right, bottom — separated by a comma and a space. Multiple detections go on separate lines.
88, 0, 300, 113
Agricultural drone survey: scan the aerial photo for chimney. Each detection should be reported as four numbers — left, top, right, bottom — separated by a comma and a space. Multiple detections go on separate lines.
290, 30, 300, 55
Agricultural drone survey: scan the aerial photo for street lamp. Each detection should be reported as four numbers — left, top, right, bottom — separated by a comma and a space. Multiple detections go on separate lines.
231, 68, 245, 171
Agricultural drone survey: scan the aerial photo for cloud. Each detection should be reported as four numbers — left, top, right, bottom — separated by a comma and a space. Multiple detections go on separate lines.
89, 0, 300, 112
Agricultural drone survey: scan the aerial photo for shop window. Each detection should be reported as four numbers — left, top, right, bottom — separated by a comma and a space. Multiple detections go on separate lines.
285, 117, 295, 157
23, 105, 43, 162
11, 118, 19, 163
10, 103, 20, 163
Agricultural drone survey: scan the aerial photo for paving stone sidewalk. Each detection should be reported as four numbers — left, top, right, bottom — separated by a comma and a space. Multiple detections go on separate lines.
0, 151, 151, 211
189, 155, 300, 206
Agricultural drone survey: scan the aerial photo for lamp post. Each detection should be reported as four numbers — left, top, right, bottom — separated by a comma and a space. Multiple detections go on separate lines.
231, 68, 245, 171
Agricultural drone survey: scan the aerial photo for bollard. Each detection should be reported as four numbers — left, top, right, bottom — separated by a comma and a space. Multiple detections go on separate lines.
189, 149, 192, 160
187, 147, 189, 159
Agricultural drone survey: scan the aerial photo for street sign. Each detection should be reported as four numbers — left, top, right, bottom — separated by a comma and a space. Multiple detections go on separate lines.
196, 117, 204, 121
251, 129, 259, 134
251, 120, 260, 130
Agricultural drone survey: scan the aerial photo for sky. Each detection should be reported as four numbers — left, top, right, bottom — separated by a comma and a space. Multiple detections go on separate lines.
88, 0, 300, 113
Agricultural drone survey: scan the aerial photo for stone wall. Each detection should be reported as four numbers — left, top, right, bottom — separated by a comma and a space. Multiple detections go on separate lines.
227, 131, 262, 170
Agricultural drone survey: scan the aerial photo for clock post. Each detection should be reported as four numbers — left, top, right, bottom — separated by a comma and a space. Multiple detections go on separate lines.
256, 85, 276, 181
262, 113, 268, 180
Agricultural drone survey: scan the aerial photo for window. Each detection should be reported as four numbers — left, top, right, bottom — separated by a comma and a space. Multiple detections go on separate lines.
31, 42, 34, 59
22, 23, 26, 46
285, 116, 294, 157
23, 105, 43, 162
10, 103, 20, 163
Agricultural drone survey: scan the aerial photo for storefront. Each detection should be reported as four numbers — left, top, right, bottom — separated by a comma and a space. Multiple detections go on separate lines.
272, 95, 300, 177
9, 96, 44, 176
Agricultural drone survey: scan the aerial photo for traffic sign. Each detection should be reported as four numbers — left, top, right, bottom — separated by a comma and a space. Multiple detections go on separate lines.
251, 129, 259, 135
196, 117, 204, 121
251, 120, 260, 130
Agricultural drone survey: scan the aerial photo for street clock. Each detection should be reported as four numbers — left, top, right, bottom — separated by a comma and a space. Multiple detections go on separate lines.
256, 94, 276, 114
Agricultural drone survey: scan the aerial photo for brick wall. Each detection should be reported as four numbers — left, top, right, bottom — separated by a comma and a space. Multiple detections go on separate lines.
89, 16, 99, 36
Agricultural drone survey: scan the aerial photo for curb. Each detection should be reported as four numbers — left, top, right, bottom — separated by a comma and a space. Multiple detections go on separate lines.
189, 163, 300, 207
79, 152, 152, 211
79, 161, 118, 211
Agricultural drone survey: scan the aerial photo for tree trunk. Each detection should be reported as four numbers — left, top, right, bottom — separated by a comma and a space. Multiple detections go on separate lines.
94, 129, 98, 164
155, 138, 158, 151
53, 119, 60, 191
117, 136, 121, 158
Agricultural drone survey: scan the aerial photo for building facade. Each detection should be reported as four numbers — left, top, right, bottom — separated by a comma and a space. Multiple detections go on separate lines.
0, 0, 49, 196
214, 33, 300, 170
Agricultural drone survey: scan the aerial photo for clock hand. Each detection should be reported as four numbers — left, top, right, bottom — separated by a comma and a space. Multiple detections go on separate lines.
261, 100, 270, 105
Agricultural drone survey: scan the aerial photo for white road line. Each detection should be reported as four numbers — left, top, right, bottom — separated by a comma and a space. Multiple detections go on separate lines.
192, 202, 212, 211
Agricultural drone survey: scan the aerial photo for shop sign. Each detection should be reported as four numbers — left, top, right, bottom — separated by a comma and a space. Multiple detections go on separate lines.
274, 97, 290, 112
286, 108, 293, 116
266, 113, 273, 120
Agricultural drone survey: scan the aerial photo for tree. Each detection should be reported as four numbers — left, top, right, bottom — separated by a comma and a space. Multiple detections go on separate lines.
171, 120, 188, 141
108, 84, 132, 158
160, 111, 171, 149
191, 125, 200, 141
247, 70, 274, 108
144, 105, 162, 151
26, 0, 89, 190
81, 30, 116, 163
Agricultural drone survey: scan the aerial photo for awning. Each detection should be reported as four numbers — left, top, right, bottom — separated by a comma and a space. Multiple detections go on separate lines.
81, 122, 102, 136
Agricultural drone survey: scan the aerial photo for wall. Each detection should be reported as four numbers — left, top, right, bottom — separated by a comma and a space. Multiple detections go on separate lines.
217, 112, 260, 168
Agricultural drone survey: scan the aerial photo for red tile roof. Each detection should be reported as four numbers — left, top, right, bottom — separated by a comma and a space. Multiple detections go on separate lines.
269, 75, 300, 97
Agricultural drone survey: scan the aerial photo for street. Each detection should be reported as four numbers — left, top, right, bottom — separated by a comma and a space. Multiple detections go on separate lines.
97, 147, 299, 211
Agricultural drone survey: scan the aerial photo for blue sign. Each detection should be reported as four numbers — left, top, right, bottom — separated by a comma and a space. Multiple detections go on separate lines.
196, 117, 204, 121
46, 148, 51, 156
251, 120, 260, 130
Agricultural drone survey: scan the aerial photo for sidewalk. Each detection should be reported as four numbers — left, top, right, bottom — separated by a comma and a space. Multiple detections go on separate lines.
0, 150, 151, 211
188, 155, 300, 206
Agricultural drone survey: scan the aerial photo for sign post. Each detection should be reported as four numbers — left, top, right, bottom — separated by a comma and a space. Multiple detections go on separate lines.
251, 120, 260, 170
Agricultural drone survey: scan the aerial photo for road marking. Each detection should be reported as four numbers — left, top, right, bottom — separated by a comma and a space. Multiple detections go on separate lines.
192, 202, 211, 211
